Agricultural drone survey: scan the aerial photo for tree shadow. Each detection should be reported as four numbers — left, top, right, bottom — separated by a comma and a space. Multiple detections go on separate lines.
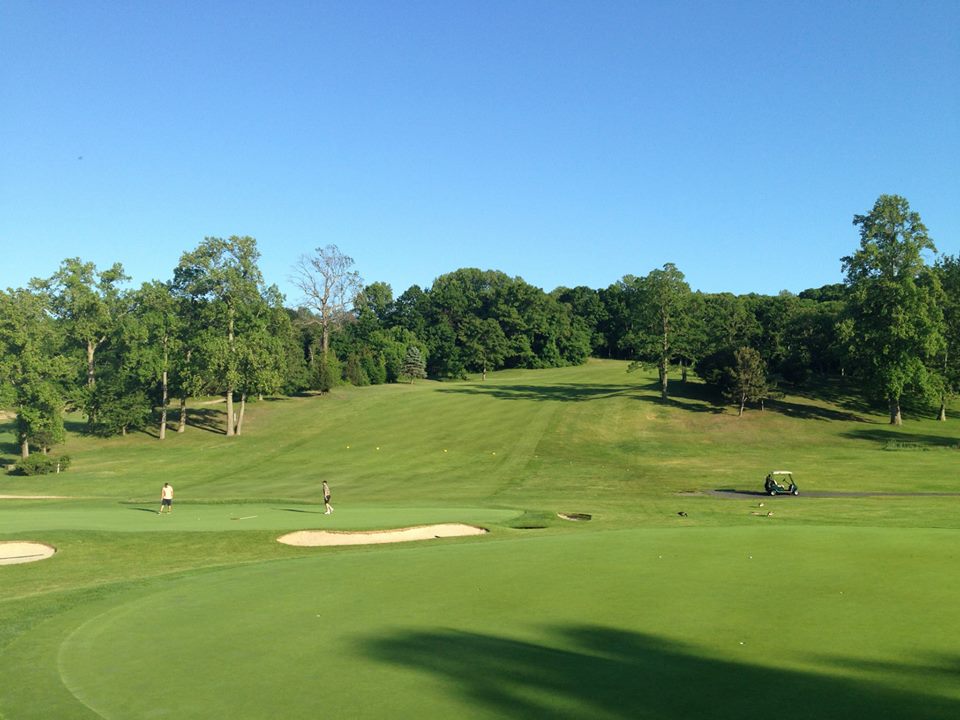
63, 417, 88, 434
0, 418, 19, 463
713, 488, 769, 497
363, 625, 958, 719
184, 408, 226, 435
842, 429, 960, 449
766, 399, 868, 423
810, 651, 960, 687
653, 380, 728, 414
436, 383, 638, 403
789, 376, 879, 415
436, 380, 726, 414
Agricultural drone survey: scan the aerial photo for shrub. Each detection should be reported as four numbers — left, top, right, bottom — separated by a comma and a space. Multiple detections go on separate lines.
12, 454, 71, 476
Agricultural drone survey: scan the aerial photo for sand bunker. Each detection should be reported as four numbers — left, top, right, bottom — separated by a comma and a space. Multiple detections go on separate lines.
0, 541, 56, 566
278, 523, 487, 547
558, 512, 592, 521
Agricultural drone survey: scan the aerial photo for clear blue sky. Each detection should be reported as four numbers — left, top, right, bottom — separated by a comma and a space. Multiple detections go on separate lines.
2, 0, 957, 302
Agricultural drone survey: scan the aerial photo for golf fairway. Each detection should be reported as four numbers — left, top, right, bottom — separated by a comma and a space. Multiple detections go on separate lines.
2, 526, 958, 720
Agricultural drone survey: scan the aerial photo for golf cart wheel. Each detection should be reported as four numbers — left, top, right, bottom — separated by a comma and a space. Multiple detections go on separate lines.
768, 489, 776, 496
792, 489, 799, 496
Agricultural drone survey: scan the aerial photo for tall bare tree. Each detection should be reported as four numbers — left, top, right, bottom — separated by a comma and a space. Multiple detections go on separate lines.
292, 245, 363, 356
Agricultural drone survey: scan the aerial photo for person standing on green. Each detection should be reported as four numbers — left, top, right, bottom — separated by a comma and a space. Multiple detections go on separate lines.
158, 483, 174, 514
323, 480, 334, 515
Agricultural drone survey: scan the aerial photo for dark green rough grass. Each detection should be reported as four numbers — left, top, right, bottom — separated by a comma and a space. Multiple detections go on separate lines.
1, 361, 959, 719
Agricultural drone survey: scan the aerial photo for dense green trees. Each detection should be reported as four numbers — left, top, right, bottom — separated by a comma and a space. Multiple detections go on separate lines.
174, 237, 292, 436
400, 345, 427, 383
934, 255, 960, 421
841, 195, 944, 424
370, 269, 589, 378
0, 289, 70, 456
619, 264, 692, 400
30, 259, 130, 426
728, 347, 772, 416
0, 194, 955, 456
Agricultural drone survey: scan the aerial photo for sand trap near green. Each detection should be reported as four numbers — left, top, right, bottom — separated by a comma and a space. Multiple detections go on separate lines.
0, 541, 56, 565
278, 523, 488, 546
3, 526, 958, 720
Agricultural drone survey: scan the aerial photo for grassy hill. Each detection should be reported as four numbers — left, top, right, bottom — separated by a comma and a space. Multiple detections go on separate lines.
3, 359, 957, 516
1, 361, 958, 719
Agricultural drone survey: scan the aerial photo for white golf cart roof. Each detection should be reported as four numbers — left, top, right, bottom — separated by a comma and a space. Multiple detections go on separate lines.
770, 470, 793, 475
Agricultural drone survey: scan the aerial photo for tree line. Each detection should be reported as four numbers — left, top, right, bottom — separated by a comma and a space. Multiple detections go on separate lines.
1, 194, 957, 460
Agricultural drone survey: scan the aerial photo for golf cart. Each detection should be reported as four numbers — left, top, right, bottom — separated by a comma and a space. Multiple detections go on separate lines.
764, 471, 798, 496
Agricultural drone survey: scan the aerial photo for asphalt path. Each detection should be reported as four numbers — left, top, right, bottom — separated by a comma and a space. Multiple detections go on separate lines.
710, 489, 960, 498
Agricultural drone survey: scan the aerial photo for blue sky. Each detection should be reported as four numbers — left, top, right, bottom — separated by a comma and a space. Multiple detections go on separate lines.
2, 0, 957, 303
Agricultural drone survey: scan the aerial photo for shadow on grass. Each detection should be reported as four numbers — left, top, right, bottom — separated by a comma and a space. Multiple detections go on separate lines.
184, 408, 226, 435
63, 417, 88, 434
437, 380, 727, 414
842, 429, 960, 449
364, 625, 958, 719
127, 507, 160, 513
789, 376, 879, 414
437, 382, 638, 403
713, 488, 769, 497
277, 508, 325, 514
0, 418, 19, 464
766, 398, 868, 423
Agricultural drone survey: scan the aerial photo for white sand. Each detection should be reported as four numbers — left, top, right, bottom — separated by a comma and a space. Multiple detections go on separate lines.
0, 541, 57, 565
278, 523, 487, 547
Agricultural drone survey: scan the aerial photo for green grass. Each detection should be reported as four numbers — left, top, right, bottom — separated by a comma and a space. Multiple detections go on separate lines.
1, 360, 959, 719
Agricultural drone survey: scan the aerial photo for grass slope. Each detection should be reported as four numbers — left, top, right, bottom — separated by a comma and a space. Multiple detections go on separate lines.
1, 361, 958, 719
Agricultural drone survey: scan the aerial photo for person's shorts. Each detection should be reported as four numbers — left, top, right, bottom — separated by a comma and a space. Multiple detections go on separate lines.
323, 495, 331, 503
162, 498, 172, 506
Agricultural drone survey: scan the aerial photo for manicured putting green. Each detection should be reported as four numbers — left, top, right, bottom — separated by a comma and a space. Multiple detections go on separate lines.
4, 526, 958, 719
0, 500, 520, 533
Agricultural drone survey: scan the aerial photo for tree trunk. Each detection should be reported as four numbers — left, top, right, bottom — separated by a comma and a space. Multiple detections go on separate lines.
938, 399, 947, 422
236, 392, 247, 436
177, 396, 187, 433
681, 360, 688, 384
739, 394, 746, 417
20, 437, 29, 459
659, 360, 668, 401
159, 368, 168, 440
889, 396, 902, 425
86, 339, 98, 424
86, 341, 97, 387
226, 390, 235, 436
226, 309, 236, 436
